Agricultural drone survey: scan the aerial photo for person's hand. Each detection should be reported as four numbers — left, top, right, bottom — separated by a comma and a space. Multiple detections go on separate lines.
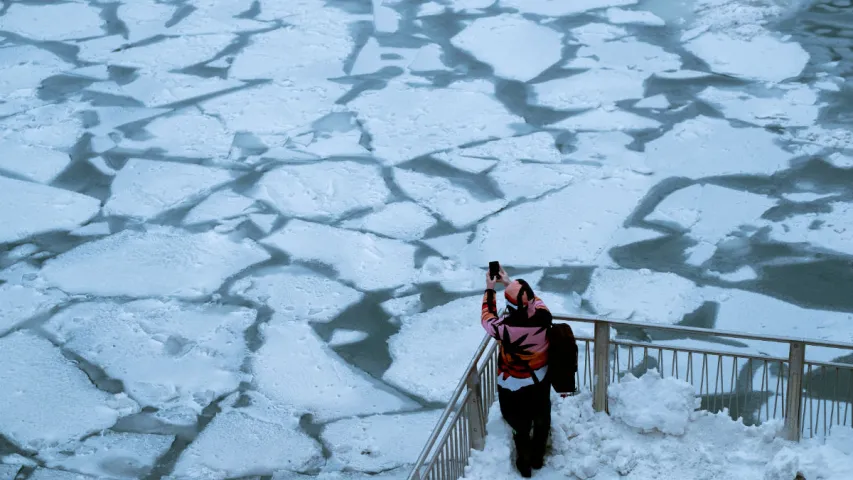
485, 271, 497, 290
498, 267, 510, 286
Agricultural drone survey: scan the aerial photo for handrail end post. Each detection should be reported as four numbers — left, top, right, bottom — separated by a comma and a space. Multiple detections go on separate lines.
784, 341, 805, 442
593, 321, 611, 414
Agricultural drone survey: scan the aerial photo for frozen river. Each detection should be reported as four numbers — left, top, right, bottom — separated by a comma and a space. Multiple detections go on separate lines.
0, 0, 852, 478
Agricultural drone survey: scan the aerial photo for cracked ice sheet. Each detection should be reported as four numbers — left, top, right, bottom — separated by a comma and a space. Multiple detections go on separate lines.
322, 410, 442, 473
341, 202, 437, 241
697, 84, 820, 128
393, 169, 507, 228
569, 37, 682, 73
0, 283, 66, 336
0, 103, 84, 150
263, 220, 416, 291
461, 174, 652, 267
119, 110, 234, 159
450, 15, 563, 82
230, 265, 364, 323
44, 300, 255, 418
172, 393, 322, 478
0, 332, 139, 451
489, 161, 584, 201
0, 177, 100, 244
0, 140, 70, 185
348, 81, 522, 165
684, 31, 809, 83
104, 159, 234, 220
86, 73, 245, 108
229, 26, 352, 80
0, 3, 103, 41
0, 46, 73, 95
252, 319, 417, 421
567, 131, 650, 174
532, 69, 647, 111
78, 34, 236, 73
384, 296, 486, 402
40, 432, 173, 479
183, 189, 256, 226
604, 7, 665, 26
584, 268, 704, 323
644, 116, 792, 179
767, 201, 853, 257
249, 161, 390, 222
41, 226, 270, 299
500, 0, 637, 16
446, 132, 564, 164
551, 108, 661, 132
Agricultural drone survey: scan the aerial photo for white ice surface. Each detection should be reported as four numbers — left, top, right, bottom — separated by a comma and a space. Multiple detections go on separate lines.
500, 0, 638, 16
348, 81, 522, 165
0, 465, 20, 479
249, 161, 390, 221
70, 222, 111, 237
0, 102, 84, 149
45, 300, 255, 417
249, 213, 277, 234
27, 470, 97, 480
119, 110, 234, 159
551, 107, 661, 132
350, 38, 385, 76
446, 132, 564, 163
567, 131, 649, 174
40, 432, 174, 479
408, 44, 449, 72
183, 189, 256, 225
698, 84, 820, 128
767, 201, 853, 257
384, 295, 487, 402
532, 68, 646, 111
80, 34, 236, 73
431, 152, 497, 174
634, 93, 670, 109
584, 268, 704, 323
322, 410, 442, 473
422, 232, 472, 258
450, 15, 562, 82
342, 202, 437, 241
262, 220, 416, 291
604, 7, 666, 26
252, 319, 416, 421
0, 45, 71, 94
417, 257, 485, 292
328, 329, 369, 347
0, 176, 100, 244
104, 159, 234, 220
573, 37, 682, 73
229, 265, 364, 323
488, 161, 578, 202
380, 293, 422, 317
684, 31, 810, 83
0, 141, 70, 184
298, 129, 372, 158
41, 226, 270, 299
0, 283, 66, 336
0, 3, 103, 41
86, 73, 244, 108
0, 331, 138, 451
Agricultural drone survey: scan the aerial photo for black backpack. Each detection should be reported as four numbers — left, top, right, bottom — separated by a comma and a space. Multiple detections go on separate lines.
548, 323, 579, 395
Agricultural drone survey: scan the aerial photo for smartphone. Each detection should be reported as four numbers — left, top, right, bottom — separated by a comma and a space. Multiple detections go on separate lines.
489, 261, 500, 280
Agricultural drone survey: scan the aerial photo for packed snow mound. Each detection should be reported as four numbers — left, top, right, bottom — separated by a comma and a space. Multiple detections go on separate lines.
608, 370, 699, 435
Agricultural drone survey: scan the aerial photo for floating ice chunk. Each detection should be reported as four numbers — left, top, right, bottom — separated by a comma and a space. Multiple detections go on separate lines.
40, 432, 173, 479
452, 133, 564, 163
451, 15, 562, 82
373, 2, 400, 33
697, 85, 819, 127
349, 81, 522, 165
380, 293, 422, 317
575, 38, 682, 73
183, 190, 256, 226
322, 410, 442, 472
644, 117, 791, 179
708, 265, 758, 282
767, 201, 853, 257
461, 175, 651, 267
120, 110, 234, 159
350, 38, 385, 76
684, 31, 809, 83
609, 372, 698, 435
652, 70, 714, 80
604, 8, 665, 25
45, 300, 255, 415
825, 153, 853, 169
501, 0, 638, 16
552, 108, 661, 132
422, 232, 471, 258
595, 227, 667, 266
532, 69, 647, 111
41, 226, 270, 299
116, 0, 177, 41
87, 107, 172, 137
0, 465, 20, 478
570, 22, 628, 44
263, 220, 416, 291
230, 266, 363, 323
781, 192, 833, 203
0, 283, 66, 336
489, 161, 576, 201
408, 44, 449, 72
249, 161, 389, 221
81, 35, 236, 72
6, 243, 39, 262
249, 213, 278, 234
0, 46, 72, 94
342, 202, 436, 241
584, 268, 704, 323
567, 131, 649, 174
103, 159, 234, 220
0, 262, 40, 284
417, 257, 484, 292
417, 2, 446, 16
159, 0, 265, 36
384, 296, 485, 401
68, 222, 110, 239
328, 329, 370, 347
87, 73, 245, 108
393, 169, 507, 228
0, 332, 138, 451
0, 103, 84, 149
253, 320, 415, 421
450, 0, 498, 11
0, 177, 99, 244
0, 3, 103, 41
634, 94, 670, 109
229, 27, 351, 80
432, 152, 498, 173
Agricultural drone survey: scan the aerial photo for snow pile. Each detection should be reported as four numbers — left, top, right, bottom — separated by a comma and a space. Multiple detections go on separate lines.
608, 371, 698, 435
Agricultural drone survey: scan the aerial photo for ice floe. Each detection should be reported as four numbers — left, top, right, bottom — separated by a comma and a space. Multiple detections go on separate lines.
230, 265, 364, 323
551, 107, 661, 132
183, 189, 257, 226
86, 72, 245, 108
103, 159, 234, 220
348, 81, 522, 165
501, 0, 638, 16
0, 331, 138, 451
322, 410, 442, 473
384, 295, 485, 402
45, 300, 255, 417
573, 37, 682, 73
372, 1, 400, 33
249, 213, 278, 234
249, 161, 390, 222
417, 257, 485, 292
0, 46, 72, 95
262, 220, 416, 291
445, 132, 564, 164
41, 226, 270, 299
604, 7, 666, 26
532, 69, 646, 111
684, 31, 809, 83
408, 44, 449, 72
634, 93, 670, 110
0, 103, 84, 150
40, 432, 173, 479
27, 469, 97, 480
328, 329, 370, 347
450, 15, 563, 82
697, 84, 820, 128
584, 268, 704, 323
0, 177, 100, 244
567, 131, 649, 174
767, 201, 853, 257
422, 232, 472, 258
119, 109, 234, 159
432, 152, 497, 174
252, 320, 416, 421
380, 293, 422, 317
0, 3, 104, 41
342, 202, 436, 241
81, 34, 237, 73
0, 283, 66, 336
488, 161, 577, 201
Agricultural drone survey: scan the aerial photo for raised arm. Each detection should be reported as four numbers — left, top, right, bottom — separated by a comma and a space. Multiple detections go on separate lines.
481, 288, 504, 340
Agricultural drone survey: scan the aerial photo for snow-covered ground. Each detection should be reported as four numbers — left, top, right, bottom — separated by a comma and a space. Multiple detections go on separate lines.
2, 0, 853, 478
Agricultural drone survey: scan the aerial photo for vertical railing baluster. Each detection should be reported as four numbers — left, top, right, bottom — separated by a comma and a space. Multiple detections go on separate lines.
593, 321, 610, 413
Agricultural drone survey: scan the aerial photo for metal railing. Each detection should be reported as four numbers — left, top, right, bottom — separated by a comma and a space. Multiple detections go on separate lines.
408, 314, 853, 480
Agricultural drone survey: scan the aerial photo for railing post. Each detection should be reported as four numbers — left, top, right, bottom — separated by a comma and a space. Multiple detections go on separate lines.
466, 366, 486, 451
593, 321, 610, 413
784, 341, 805, 442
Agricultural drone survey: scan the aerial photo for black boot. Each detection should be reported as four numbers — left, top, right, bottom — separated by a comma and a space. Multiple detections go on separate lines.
514, 433, 532, 478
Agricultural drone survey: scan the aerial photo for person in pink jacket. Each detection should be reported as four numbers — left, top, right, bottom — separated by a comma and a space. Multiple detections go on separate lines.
482, 267, 552, 477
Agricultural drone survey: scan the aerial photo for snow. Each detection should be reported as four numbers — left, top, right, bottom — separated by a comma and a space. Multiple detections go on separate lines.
328, 329, 370, 347
183, 189, 256, 226
348, 81, 523, 165
551, 107, 661, 132
262, 220, 416, 291
40, 432, 174, 479
40, 226, 270, 299
384, 296, 487, 402
103, 159, 234, 220
698, 84, 820, 128
684, 31, 810, 83
252, 319, 416, 421
609, 371, 698, 435
44, 300, 255, 417
532, 69, 646, 111
0, 331, 138, 451
249, 161, 390, 222
0, 3, 103, 41
342, 202, 436, 241
500, 0, 638, 17
321, 410, 442, 473
0, 283, 66, 336
634, 93, 670, 109
229, 265, 364, 323
584, 268, 704, 323
0, 177, 100, 244
0, 141, 70, 184
604, 8, 666, 26
450, 15, 563, 82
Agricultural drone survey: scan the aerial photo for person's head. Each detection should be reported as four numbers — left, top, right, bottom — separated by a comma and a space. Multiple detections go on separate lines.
505, 279, 534, 310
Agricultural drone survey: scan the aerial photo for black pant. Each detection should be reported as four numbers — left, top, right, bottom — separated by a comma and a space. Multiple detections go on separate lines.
497, 378, 551, 463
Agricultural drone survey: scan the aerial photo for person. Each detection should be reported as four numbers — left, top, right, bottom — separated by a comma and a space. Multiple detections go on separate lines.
481, 267, 552, 477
